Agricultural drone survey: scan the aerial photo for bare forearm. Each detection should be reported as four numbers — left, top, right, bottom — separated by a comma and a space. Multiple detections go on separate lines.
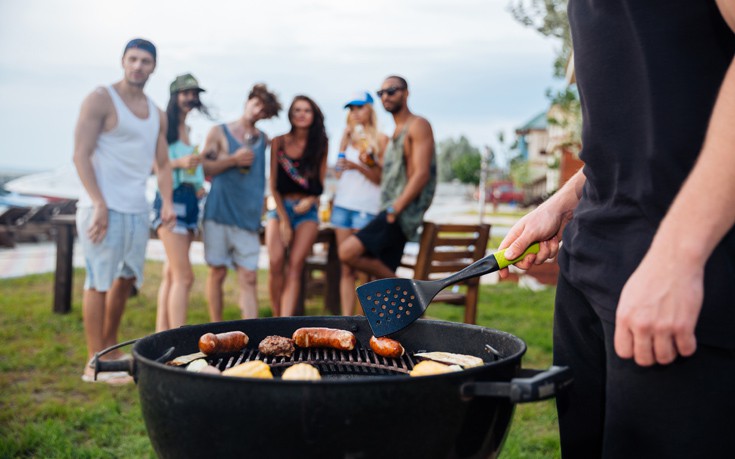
202, 155, 235, 176
652, 58, 735, 264
73, 153, 105, 207
156, 161, 174, 202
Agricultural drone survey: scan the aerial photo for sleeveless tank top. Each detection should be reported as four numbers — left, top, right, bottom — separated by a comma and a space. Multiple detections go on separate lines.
202, 124, 266, 231
274, 139, 324, 196
333, 144, 380, 214
78, 86, 159, 213
380, 118, 437, 241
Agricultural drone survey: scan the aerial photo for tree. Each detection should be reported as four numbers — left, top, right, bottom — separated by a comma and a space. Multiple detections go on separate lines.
452, 151, 482, 185
437, 136, 482, 183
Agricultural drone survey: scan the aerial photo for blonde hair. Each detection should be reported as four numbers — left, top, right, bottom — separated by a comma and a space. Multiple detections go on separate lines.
345, 104, 381, 154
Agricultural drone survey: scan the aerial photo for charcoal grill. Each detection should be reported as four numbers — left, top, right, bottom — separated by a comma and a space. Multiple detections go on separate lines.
95, 316, 571, 459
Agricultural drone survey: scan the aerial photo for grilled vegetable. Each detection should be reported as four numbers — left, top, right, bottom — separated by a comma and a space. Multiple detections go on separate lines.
186, 359, 210, 372
167, 352, 207, 366
222, 360, 273, 379
409, 360, 461, 377
281, 363, 322, 381
414, 352, 484, 368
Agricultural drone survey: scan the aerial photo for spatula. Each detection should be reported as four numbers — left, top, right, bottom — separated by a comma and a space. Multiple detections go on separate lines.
357, 242, 540, 337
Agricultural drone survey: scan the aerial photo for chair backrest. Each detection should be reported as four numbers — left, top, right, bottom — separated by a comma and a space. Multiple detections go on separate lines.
403, 222, 491, 324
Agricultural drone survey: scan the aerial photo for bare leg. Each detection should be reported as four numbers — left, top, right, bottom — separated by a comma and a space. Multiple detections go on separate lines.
159, 228, 195, 330
207, 265, 227, 322
103, 276, 135, 353
237, 267, 258, 319
334, 228, 358, 315
281, 221, 319, 317
265, 218, 286, 317
156, 261, 171, 332
338, 234, 396, 280
83, 288, 107, 363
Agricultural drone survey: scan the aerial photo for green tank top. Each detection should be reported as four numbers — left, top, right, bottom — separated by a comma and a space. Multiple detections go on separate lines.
380, 117, 437, 241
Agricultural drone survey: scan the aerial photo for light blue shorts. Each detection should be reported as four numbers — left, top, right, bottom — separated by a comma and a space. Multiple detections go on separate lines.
203, 220, 260, 270
76, 207, 149, 291
330, 205, 376, 230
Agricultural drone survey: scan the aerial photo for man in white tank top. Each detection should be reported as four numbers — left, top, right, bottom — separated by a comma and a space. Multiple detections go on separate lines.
73, 38, 175, 384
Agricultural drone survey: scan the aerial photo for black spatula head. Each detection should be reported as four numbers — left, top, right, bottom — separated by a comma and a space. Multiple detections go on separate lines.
356, 278, 437, 336
357, 243, 541, 337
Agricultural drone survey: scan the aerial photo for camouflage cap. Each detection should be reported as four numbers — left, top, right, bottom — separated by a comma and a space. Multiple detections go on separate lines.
170, 73, 205, 94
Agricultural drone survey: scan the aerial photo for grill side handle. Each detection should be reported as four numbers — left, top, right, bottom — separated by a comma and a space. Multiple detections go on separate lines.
461, 366, 573, 403
93, 339, 140, 377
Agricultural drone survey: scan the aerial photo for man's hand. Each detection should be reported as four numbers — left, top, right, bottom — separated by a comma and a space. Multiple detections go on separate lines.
232, 147, 254, 168
88, 204, 109, 244
614, 247, 703, 366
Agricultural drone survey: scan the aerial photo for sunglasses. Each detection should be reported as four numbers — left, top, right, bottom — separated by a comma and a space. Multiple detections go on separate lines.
376, 86, 406, 97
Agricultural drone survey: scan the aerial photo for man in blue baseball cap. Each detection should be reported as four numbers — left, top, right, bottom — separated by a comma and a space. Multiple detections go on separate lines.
74, 37, 174, 384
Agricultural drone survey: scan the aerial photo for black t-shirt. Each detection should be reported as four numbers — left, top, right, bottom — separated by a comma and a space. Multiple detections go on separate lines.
561, 0, 735, 348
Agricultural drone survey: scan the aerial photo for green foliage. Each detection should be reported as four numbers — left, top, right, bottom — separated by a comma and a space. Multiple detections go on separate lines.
452, 150, 482, 185
437, 135, 482, 183
0, 265, 559, 458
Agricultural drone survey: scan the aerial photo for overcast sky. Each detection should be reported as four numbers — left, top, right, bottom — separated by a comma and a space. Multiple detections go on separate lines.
0, 0, 561, 172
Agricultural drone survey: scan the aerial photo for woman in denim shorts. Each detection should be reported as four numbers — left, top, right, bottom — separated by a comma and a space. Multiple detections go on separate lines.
152, 73, 210, 331
265, 95, 328, 317
331, 91, 388, 315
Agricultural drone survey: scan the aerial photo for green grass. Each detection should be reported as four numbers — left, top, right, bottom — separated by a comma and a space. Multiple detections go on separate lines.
0, 263, 559, 458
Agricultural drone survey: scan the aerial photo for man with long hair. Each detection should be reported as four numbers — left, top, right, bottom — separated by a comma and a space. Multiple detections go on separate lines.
201, 84, 281, 321
339, 75, 437, 280
73, 38, 175, 384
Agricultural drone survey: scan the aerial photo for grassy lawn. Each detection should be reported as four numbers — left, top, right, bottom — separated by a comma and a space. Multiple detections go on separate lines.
0, 262, 559, 458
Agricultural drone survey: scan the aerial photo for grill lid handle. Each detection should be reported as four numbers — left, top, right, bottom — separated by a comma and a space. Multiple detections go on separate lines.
461, 365, 573, 403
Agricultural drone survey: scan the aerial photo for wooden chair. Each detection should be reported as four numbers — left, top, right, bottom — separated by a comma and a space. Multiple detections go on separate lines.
400, 222, 491, 324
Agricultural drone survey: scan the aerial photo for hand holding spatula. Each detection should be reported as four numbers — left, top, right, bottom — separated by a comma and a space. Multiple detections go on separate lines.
357, 243, 540, 337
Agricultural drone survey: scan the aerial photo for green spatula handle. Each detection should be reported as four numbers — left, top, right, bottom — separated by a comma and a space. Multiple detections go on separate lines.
494, 243, 541, 269
434, 242, 541, 291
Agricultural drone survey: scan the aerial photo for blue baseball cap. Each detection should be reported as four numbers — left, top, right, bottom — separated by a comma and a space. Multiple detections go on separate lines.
344, 91, 374, 108
123, 38, 157, 62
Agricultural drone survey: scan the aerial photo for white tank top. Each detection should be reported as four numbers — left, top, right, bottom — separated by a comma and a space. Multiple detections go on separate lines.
333, 144, 381, 214
78, 86, 160, 213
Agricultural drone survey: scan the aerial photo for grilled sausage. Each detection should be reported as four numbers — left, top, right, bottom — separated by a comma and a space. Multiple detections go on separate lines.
369, 336, 405, 358
292, 327, 356, 351
198, 331, 249, 355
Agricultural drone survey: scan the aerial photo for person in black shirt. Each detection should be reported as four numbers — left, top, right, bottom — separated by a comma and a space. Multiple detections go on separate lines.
499, 1, 735, 457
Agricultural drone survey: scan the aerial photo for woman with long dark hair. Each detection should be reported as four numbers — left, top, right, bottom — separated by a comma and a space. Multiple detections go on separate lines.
266, 95, 328, 317
153, 73, 209, 331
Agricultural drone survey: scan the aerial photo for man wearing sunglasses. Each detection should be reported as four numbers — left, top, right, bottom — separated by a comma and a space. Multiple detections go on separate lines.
339, 75, 437, 281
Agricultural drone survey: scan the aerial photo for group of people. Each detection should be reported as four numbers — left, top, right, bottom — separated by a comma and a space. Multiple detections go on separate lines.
74, 38, 436, 384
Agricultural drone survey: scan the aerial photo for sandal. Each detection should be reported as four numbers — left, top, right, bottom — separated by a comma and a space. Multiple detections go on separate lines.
81, 370, 133, 385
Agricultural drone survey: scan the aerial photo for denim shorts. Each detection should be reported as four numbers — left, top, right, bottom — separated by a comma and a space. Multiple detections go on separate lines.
330, 205, 376, 230
203, 220, 260, 270
152, 184, 200, 234
266, 198, 319, 229
76, 207, 149, 291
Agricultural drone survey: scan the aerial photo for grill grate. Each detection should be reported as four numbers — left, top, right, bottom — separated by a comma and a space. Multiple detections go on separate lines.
208, 346, 422, 377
